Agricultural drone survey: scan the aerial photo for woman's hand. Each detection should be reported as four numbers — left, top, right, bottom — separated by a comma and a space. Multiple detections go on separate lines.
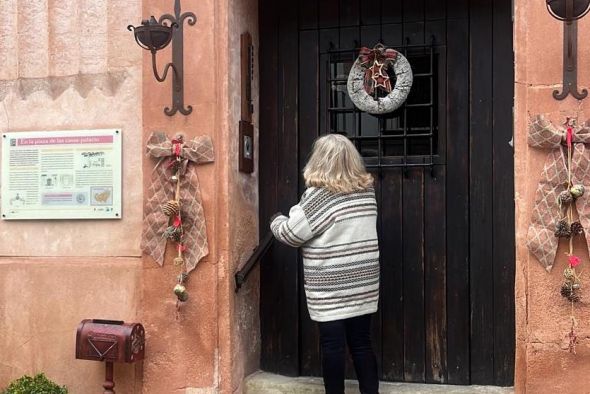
269, 212, 283, 224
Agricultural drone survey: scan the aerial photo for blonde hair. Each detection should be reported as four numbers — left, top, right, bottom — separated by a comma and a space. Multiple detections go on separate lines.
303, 134, 373, 193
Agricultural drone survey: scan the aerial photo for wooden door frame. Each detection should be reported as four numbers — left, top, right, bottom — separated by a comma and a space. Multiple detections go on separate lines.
258, 0, 515, 386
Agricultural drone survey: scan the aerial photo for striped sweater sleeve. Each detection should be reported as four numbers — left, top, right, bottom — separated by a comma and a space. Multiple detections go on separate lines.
270, 203, 314, 247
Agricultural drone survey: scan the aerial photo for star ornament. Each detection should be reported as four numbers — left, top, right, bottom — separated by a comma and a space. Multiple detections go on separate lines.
373, 74, 390, 89
369, 60, 385, 78
370, 60, 392, 91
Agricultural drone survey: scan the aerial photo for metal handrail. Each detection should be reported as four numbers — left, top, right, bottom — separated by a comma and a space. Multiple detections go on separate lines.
234, 231, 274, 292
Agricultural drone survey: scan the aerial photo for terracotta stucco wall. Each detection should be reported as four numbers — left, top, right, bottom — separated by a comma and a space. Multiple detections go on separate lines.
0, 0, 260, 392
514, 2, 590, 393
139, 0, 261, 391
226, 0, 261, 392
138, 0, 236, 392
0, 0, 143, 393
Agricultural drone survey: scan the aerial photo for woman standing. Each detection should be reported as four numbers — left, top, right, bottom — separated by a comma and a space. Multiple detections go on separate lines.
270, 134, 380, 394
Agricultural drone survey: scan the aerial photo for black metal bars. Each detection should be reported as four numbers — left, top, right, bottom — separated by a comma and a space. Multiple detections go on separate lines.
321, 39, 440, 174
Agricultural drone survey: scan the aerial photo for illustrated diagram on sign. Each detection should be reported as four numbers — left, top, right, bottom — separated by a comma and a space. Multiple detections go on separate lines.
91, 187, 112, 205
41, 174, 58, 189
81, 151, 107, 169
9, 193, 25, 207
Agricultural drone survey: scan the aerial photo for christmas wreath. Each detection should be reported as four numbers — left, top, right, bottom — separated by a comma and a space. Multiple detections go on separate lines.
346, 44, 413, 115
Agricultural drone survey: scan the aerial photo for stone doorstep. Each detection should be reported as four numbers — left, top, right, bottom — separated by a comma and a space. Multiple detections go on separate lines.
244, 372, 515, 394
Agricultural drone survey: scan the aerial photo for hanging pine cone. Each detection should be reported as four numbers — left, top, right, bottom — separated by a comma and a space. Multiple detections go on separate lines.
162, 225, 182, 242
570, 184, 585, 199
162, 200, 180, 217
561, 282, 581, 303
559, 190, 574, 205
555, 219, 572, 238
571, 221, 584, 236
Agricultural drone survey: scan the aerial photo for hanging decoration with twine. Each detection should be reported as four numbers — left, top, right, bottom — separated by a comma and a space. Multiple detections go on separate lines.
142, 132, 214, 308
527, 114, 590, 353
346, 44, 413, 115
526, 115, 590, 271
560, 118, 582, 354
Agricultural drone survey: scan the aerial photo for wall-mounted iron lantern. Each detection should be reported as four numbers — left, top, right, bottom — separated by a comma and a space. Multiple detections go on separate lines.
546, 0, 590, 100
128, 0, 195, 116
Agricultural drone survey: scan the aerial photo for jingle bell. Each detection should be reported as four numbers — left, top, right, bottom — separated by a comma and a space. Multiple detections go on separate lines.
174, 284, 186, 297
177, 291, 189, 302
570, 184, 585, 199
174, 283, 189, 302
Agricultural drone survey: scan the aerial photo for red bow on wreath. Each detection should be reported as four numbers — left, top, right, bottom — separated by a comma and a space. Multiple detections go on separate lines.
358, 45, 398, 96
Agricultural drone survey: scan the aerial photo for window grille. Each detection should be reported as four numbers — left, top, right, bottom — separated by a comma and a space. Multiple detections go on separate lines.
321, 39, 442, 173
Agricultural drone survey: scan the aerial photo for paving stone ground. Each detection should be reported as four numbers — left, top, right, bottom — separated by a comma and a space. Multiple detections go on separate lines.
245, 372, 515, 394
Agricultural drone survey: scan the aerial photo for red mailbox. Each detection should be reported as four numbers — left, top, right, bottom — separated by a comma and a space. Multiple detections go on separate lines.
76, 319, 145, 394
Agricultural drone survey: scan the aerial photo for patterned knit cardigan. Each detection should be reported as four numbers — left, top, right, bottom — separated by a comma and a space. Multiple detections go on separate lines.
270, 187, 380, 322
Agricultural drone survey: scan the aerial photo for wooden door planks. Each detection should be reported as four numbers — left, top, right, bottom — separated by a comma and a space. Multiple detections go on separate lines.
492, 0, 516, 386
445, 11, 471, 386
469, 0, 495, 385
259, 0, 515, 385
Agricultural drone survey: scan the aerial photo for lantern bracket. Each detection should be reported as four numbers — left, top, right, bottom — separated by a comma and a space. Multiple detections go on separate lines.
128, 0, 196, 115
547, 0, 590, 100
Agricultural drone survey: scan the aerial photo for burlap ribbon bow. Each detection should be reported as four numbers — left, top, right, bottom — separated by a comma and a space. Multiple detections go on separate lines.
527, 115, 590, 271
141, 132, 214, 273
358, 45, 398, 95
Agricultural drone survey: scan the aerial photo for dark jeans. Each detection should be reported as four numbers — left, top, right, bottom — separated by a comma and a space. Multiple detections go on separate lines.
318, 314, 379, 394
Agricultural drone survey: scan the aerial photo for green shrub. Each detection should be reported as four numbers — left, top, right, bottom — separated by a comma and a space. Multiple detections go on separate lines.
2, 373, 67, 394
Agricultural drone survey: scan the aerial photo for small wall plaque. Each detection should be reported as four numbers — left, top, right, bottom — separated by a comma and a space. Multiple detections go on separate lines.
239, 121, 254, 173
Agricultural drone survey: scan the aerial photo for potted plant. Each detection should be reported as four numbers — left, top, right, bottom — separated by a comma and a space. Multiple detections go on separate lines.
1, 373, 67, 394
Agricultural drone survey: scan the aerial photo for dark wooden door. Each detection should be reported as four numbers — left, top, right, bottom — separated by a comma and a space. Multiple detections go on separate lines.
259, 0, 515, 386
